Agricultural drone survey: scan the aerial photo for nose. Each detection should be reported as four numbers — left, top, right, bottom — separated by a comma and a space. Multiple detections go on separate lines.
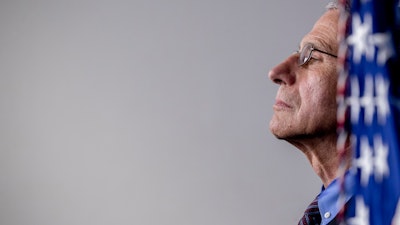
268, 54, 298, 86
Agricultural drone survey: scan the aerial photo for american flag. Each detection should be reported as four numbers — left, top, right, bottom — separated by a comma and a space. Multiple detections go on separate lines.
341, 0, 400, 224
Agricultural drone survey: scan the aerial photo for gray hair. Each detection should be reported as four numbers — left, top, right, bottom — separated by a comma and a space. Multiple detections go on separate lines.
326, 0, 351, 12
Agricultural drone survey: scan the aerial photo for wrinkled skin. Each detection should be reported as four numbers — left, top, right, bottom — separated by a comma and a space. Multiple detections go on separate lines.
268, 9, 342, 187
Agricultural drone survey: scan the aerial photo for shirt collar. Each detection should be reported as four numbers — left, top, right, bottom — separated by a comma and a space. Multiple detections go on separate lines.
318, 172, 355, 225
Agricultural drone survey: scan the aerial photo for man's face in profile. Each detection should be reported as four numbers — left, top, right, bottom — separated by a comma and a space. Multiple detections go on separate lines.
268, 10, 340, 142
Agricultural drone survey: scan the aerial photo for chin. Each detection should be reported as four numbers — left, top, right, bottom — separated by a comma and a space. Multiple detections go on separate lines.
269, 121, 303, 141
270, 129, 292, 140
269, 121, 288, 139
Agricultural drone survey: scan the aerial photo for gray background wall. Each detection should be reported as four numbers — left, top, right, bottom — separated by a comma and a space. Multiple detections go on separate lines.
0, 0, 327, 224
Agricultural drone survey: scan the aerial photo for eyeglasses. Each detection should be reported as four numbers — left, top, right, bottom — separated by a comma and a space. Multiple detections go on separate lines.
296, 43, 337, 66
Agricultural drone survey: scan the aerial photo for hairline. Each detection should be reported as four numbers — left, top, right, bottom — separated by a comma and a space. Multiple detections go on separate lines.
326, 0, 351, 12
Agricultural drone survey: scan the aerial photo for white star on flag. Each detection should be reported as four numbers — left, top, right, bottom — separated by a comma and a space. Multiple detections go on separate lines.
372, 32, 395, 65
375, 74, 390, 124
347, 74, 390, 125
348, 197, 370, 225
347, 13, 375, 63
373, 135, 390, 182
355, 137, 374, 186
348, 76, 361, 123
360, 75, 375, 125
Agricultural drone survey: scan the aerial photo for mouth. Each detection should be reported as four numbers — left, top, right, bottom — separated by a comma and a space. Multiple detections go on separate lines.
273, 99, 292, 110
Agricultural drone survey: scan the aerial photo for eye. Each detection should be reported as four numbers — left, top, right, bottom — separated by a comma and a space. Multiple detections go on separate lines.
301, 55, 310, 64
298, 43, 314, 66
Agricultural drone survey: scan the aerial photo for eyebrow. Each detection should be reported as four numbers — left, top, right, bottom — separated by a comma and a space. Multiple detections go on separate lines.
316, 39, 335, 53
299, 40, 335, 54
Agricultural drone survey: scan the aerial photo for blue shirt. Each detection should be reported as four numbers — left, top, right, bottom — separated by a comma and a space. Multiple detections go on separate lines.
317, 172, 355, 225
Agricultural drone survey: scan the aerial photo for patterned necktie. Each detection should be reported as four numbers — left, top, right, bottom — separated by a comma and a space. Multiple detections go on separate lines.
298, 196, 322, 225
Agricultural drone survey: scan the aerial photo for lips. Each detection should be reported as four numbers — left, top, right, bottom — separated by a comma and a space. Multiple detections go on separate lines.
273, 99, 292, 110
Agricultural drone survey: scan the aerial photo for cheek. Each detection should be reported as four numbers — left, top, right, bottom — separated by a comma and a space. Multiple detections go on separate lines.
302, 76, 337, 112
301, 78, 321, 103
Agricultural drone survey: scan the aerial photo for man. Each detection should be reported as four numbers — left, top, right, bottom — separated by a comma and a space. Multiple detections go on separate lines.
268, 1, 353, 225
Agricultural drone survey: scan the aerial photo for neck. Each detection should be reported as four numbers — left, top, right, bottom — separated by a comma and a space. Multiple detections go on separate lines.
287, 134, 350, 187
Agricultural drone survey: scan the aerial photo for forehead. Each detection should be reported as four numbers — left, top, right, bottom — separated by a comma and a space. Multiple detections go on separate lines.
300, 10, 339, 53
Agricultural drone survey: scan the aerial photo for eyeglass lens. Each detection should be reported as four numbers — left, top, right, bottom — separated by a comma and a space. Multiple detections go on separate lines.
298, 43, 313, 66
